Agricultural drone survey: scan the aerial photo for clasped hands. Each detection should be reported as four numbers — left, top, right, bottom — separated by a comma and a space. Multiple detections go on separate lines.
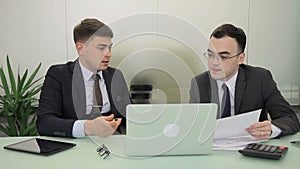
84, 114, 122, 137
246, 120, 272, 140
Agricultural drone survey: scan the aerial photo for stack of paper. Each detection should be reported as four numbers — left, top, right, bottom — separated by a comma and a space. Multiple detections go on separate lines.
213, 109, 264, 150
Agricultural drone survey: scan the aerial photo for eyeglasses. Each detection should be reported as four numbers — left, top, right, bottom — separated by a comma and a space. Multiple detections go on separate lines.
97, 144, 110, 159
203, 51, 242, 61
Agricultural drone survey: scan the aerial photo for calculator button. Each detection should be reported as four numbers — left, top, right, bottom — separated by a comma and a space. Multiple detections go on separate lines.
246, 143, 255, 149
269, 146, 277, 153
253, 144, 260, 150
278, 146, 286, 150
277, 146, 285, 153
263, 145, 272, 152
258, 144, 266, 151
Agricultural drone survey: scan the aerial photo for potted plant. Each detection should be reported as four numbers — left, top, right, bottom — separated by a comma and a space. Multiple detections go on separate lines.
0, 55, 42, 136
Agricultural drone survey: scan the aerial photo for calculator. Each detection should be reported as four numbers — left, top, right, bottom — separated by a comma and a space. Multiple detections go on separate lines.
238, 143, 288, 160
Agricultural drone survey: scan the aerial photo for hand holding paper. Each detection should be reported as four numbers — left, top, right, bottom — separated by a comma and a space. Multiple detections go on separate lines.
246, 120, 272, 140
213, 109, 264, 150
214, 109, 261, 139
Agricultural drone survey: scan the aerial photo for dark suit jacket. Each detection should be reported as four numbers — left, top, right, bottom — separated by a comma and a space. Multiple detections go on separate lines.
189, 64, 299, 137
37, 59, 131, 137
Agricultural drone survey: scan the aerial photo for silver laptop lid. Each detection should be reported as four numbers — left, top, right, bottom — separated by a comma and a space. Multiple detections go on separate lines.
126, 103, 217, 156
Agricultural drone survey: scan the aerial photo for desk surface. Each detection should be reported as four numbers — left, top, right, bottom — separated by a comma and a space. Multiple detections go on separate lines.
1, 133, 300, 169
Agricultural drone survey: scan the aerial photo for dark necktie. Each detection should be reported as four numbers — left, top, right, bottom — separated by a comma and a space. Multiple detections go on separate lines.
221, 83, 231, 118
93, 74, 103, 113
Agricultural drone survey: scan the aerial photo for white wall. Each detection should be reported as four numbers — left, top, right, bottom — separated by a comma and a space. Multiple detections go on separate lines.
0, 0, 299, 104
248, 0, 300, 104
0, 0, 67, 76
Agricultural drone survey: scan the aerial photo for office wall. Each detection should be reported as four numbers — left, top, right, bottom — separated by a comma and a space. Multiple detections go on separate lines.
248, 0, 300, 104
0, 0, 299, 104
0, 0, 66, 77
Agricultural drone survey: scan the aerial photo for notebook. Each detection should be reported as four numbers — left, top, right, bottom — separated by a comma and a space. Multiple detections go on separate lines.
125, 103, 217, 156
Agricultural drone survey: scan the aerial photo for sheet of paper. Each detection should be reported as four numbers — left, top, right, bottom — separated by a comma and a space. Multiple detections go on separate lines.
213, 136, 263, 150
213, 109, 263, 150
214, 109, 261, 139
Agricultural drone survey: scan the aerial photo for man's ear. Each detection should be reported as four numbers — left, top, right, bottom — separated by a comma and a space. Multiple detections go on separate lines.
75, 42, 85, 55
238, 52, 246, 64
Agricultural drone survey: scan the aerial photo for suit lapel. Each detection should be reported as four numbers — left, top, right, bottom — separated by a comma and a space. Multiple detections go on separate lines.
206, 72, 220, 118
103, 67, 119, 114
209, 78, 219, 105
72, 59, 86, 119
102, 67, 112, 98
235, 67, 247, 115
210, 77, 220, 118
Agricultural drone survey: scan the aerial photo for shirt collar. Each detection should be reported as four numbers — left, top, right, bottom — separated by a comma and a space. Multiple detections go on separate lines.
79, 60, 103, 81
216, 71, 239, 90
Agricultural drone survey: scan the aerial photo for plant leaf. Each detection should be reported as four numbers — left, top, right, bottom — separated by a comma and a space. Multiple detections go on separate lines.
6, 56, 17, 98
3, 91, 17, 136
24, 85, 42, 99
21, 76, 43, 96
0, 66, 12, 102
0, 56, 42, 136
17, 69, 28, 95
20, 121, 36, 136
23, 63, 41, 93
0, 124, 10, 136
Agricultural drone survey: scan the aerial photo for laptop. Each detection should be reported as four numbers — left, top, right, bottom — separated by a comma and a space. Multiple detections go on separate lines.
125, 103, 217, 156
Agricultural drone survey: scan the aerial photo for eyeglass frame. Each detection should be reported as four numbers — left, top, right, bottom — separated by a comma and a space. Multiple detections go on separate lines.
203, 50, 243, 61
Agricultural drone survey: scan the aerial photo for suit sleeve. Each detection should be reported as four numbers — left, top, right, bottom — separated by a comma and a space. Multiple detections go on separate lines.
36, 66, 75, 137
262, 70, 300, 136
189, 77, 200, 103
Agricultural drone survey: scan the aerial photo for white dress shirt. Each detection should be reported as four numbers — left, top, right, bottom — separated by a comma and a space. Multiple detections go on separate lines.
72, 61, 111, 137
216, 72, 238, 117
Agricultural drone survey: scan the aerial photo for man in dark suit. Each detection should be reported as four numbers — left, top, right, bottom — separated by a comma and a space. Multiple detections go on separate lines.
189, 23, 299, 139
37, 18, 131, 138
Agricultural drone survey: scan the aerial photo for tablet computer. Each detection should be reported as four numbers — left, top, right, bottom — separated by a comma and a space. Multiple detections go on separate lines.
3, 138, 76, 156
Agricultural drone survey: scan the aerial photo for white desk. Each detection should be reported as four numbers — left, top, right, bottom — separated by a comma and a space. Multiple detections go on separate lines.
1, 133, 300, 169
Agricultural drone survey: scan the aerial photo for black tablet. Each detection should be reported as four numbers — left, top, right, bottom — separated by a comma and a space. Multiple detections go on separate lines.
3, 138, 76, 156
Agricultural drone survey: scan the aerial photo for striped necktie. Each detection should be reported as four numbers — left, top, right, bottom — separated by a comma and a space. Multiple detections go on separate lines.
93, 74, 103, 113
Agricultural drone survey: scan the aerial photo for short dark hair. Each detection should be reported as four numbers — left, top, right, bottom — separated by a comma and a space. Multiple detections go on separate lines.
73, 18, 113, 44
210, 23, 246, 52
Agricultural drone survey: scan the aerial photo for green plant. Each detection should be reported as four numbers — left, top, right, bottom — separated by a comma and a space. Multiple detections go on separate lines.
0, 55, 43, 136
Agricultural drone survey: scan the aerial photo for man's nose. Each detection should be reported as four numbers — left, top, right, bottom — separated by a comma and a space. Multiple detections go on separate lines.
106, 49, 112, 57
211, 56, 221, 64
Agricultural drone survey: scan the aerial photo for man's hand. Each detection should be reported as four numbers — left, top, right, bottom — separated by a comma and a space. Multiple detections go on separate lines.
246, 120, 272, 140
84, 114, 122, 137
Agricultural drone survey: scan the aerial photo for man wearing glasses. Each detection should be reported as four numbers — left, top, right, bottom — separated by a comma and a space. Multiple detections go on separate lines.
189, 23, 299, 139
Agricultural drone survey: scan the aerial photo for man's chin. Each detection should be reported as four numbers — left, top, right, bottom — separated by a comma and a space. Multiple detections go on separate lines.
98, 66, 108, 71
209, 71, 225, 80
